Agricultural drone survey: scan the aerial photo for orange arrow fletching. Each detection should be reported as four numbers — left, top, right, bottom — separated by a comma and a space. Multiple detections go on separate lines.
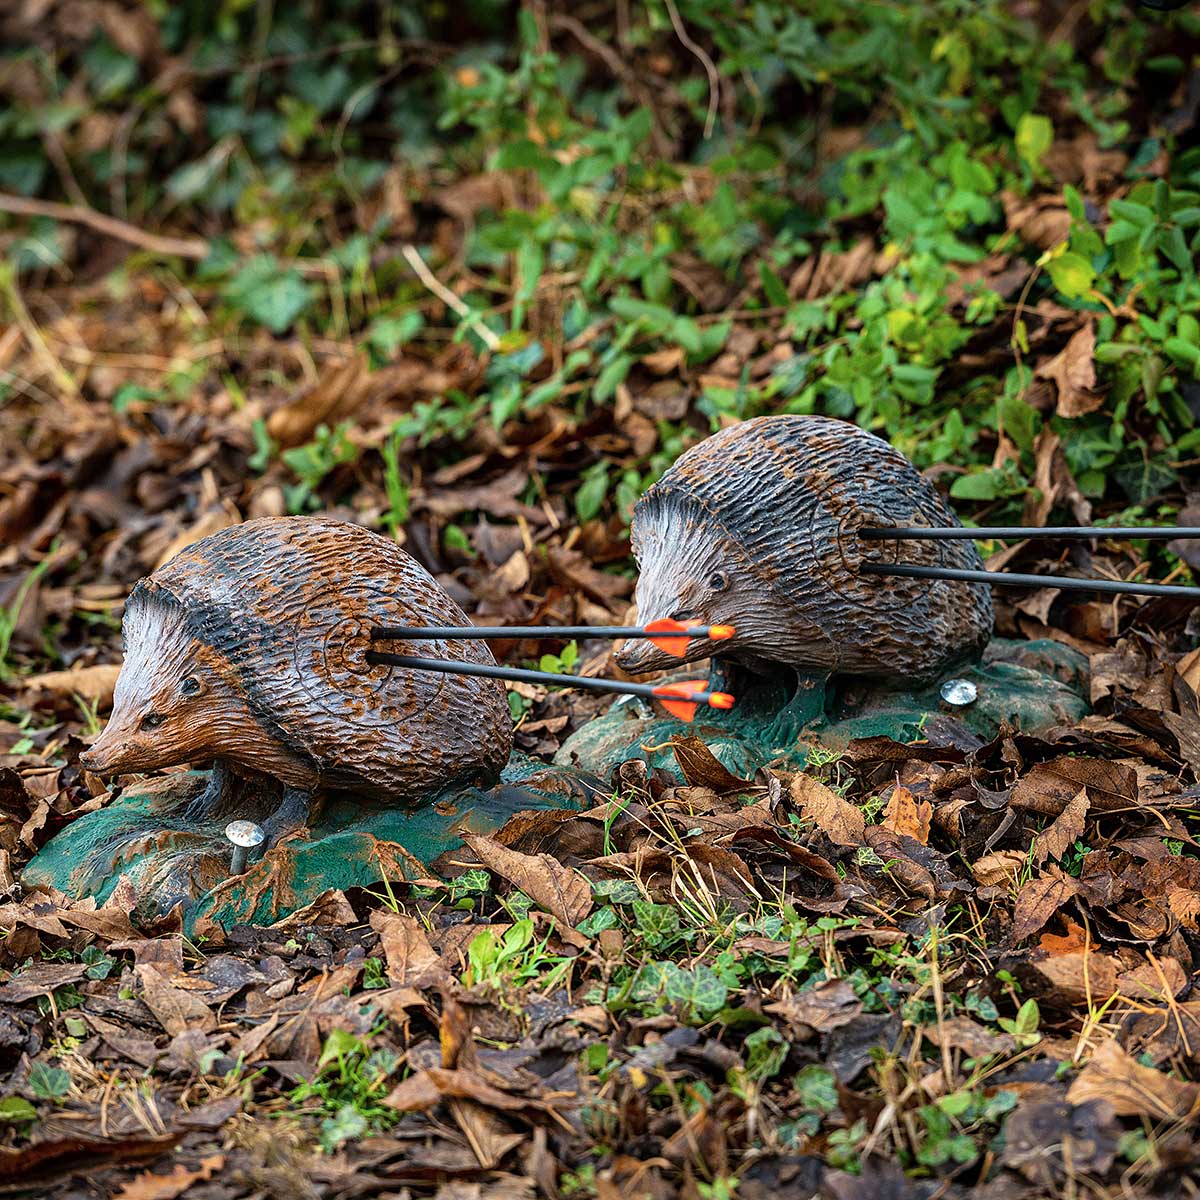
643, 618, 737, 656
651, 680, 736, 722
653, 679, 706, 721
644, 617, 692, 656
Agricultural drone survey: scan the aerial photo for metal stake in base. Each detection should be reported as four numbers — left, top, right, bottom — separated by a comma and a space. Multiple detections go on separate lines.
225, 820, 265, 875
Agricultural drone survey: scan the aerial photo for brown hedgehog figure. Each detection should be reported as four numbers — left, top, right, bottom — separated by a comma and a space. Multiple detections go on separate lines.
616, 415, 993, 687
79, 517, 513, 845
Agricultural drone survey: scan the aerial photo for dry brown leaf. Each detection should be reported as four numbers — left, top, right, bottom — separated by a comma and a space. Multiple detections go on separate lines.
1037, 323, 1101, 418
1028, 949, 1119, 1005
1012, 870, 1079, 943
788, 772, 864, 848
1003, 192, 1072, 250
971, 850, 1027, 887
1067, 1038, 1200, 1120
370, 910, 442, 985
921, 1016, 1015, 1058
112, 1155, 224, 1200
641, 346, 685, 375
1176, 646, 1200, 695
22, 663, 122, 709
135, 965, 216, 1037
463, 834, 592, 928
267, 356, 459, 448
671, 735, 754, 794
863, 827, 937, 900
1118, 956, 1187, 1000
269, 889, 357, 930
153, 504, 241, 570
1023, 427, 1089, 527
1035, 788, 1089, 865
384, 1066, 549, 1115
0, 961, 87, 1002
1039, 919, 1089, 956
450, 1098, 526, 1169
1010, 756, 1136, 816
765, 979, 862, 1036
1167, 885, 1200, 930
881, 785, 931, 845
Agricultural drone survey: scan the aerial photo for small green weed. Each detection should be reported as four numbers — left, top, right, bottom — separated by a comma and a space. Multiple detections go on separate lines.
289, 1028, 401, 1153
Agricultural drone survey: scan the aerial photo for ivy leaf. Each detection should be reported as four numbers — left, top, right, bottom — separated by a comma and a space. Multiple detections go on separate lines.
576, 906, 618, 937
680, 964, 729, 1019
28, 1062, 70, 1100
633, 900, 680, 945
320, 1103, 367, 1153
794, 1064, 839, 1113
223, 255, 313, 333
593, 878, 641, 904
744, 1026, 789, 1080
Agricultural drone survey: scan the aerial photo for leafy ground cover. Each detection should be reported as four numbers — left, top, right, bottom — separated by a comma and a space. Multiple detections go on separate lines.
2, 0, 1200, 1195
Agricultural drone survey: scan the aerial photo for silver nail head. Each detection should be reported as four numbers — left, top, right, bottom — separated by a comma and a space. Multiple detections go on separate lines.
226, 820, 266, 875
940, 678, 978, 707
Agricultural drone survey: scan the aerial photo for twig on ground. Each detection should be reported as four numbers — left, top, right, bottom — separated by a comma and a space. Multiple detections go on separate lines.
662, 0, 720, 139
400, 244, 500, 351
0, 191, 210, 261
0, 190, 344, 282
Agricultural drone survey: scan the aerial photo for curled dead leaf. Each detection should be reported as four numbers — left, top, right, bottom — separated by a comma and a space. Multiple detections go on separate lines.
1067, 1038, 1200, 1120
23, 663, 121, 710
112, 1155, 225, 1200
788, 772, 864, 848
881, 785, 931, 845
1012, 870, 1080, 944
463, 834, 592, 929
1036, 323, 1101, 418
370, 909, 442, 985
1035, 788, 1089, 865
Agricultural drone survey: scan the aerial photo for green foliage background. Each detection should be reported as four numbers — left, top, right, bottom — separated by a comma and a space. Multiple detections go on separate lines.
3, 0, 1200, 528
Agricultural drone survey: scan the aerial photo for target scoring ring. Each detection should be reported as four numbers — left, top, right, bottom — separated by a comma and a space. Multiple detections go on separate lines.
289, 583, 448, 728
805, 470, 952, 610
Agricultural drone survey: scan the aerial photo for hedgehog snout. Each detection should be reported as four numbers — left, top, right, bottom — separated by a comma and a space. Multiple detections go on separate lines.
79, 729, 132, 775
79, 707, 168, 776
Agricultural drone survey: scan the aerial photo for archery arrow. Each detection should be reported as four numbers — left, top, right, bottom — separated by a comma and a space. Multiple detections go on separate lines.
366, 651, 736, 723
370, 619, 735, 659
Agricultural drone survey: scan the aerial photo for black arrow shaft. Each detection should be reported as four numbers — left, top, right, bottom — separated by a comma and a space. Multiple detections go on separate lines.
861, 562, 1200, 600
369, 625, 711, 641
859, 526, 1200, 540
365, 651, 722, 702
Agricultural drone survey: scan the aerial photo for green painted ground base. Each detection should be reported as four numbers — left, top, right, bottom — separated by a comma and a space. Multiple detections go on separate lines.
24, 639, 1087, 933
21, 753, 600, 936
554, 639, 1090, 778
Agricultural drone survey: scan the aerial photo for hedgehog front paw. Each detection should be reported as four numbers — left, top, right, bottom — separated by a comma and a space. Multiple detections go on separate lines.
260, 786, 313, 849
184, 761, 232, 823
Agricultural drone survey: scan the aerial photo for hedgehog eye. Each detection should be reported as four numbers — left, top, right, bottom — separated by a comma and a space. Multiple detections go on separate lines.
140, 712, 163, 730
707, 571, 729, 593
180, 676, 200, 696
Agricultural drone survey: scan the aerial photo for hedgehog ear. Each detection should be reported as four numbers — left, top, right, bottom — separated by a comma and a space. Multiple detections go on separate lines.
179, 675, 202, 696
